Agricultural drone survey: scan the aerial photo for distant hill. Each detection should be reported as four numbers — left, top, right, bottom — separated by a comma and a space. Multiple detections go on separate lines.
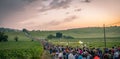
26, 26, 120, 39
0, 26, 120, 39
66, 26, 120, 33
61, 26, 120, 38
0, 27, 20, 32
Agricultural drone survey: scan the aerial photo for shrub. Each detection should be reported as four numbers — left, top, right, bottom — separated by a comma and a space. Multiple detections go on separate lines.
56, 32, 62, 38
47, 34, 56, 39
14, 36, 18, 42
0, 32, 8, 42
63, 35, 74, 39
0, 46, 43, 59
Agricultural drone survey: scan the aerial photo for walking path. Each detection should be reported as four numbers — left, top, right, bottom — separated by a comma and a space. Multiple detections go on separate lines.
41, 51, 52, 59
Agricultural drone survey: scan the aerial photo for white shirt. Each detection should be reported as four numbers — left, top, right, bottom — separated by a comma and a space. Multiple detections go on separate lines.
58, 52, 63, 57
68, 53, 75, 59
114, 51, 119, 57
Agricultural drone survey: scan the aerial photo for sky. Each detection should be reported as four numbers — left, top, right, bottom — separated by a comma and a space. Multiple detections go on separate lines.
0, 0, 120, 30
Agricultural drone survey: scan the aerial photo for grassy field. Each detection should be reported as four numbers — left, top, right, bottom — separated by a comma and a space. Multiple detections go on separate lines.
30, 27, 120, 38
0, 26, 120, 58
5, 31, 31, 41
0, 41, 41, 49
29, 26, 120, 48
0, 31, 44, 59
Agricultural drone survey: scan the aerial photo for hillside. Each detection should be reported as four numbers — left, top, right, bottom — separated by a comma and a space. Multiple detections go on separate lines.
29, 26, 120, 39
0, 26, 120, 40
0, 26, 120, 48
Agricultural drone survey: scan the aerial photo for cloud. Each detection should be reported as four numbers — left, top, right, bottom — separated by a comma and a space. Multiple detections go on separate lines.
18, 15, 78, 29
0, 0, 37, 13
45, 20, 61, 25
23, 0, 38, 3
63, 15, 77, 22
74, 8, 81, 12
39, 0, 72, 12
0, 0, 38, 24
44, 15, 77, 26
0, 0, 72, 24
49, 0, 71, 9
65, 12, 70, 14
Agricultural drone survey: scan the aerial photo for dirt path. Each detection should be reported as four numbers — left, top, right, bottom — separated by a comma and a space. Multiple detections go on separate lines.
41, 51, 52, 59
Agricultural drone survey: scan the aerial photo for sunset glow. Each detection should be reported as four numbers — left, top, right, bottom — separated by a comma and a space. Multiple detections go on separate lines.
0, 0, 120, 30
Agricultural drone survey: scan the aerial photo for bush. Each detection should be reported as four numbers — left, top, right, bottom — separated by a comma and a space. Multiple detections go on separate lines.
47, 34, 56, 39
0, 32, 8, 42
14, 36, 18, 42
3, 35, 8, 42
63, 35, 74, 39
56, 32, 62, 38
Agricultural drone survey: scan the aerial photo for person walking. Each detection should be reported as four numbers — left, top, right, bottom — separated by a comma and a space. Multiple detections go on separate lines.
78, 53, 83, 59
68, 52, 75, 59
113, 50, 119, 59
58, 51, 63, 59
94, 54, 100, 59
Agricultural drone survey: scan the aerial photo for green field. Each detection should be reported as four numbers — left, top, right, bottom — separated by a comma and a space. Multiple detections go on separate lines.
30, 27, 120, 38
0, 31, 44, 59
5, 31, 31, 41
0, 41, 42, 49
29, 26, 120, 48
0, 26, 120, 58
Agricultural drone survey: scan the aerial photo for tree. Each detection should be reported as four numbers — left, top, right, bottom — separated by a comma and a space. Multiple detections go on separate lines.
56, 32, 62, 38
23, 28, 29, 34
3, 35, 8, 42
0, 31, 8, 42
47, 34, 55, 39
14, 36, 18, 42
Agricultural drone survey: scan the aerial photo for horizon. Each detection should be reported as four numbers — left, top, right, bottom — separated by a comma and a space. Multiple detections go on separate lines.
0, 0, 120, 30
0, 25, 120, 31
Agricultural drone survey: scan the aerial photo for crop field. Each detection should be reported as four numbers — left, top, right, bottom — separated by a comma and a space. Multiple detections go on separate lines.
0, 31, 44, 59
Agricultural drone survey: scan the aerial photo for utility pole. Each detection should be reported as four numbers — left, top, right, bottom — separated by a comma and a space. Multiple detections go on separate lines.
103, 24, 106, 48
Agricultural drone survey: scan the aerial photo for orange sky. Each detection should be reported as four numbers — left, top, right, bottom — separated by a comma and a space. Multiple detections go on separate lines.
0, 0, 120, 30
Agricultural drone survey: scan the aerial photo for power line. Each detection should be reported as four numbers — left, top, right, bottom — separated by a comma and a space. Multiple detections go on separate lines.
103, 21, 120, 48
106, 21, 120, 26
103, 24, 106, 48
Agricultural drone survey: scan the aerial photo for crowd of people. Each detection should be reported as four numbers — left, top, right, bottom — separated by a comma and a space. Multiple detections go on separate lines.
42, 40, 120, 59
